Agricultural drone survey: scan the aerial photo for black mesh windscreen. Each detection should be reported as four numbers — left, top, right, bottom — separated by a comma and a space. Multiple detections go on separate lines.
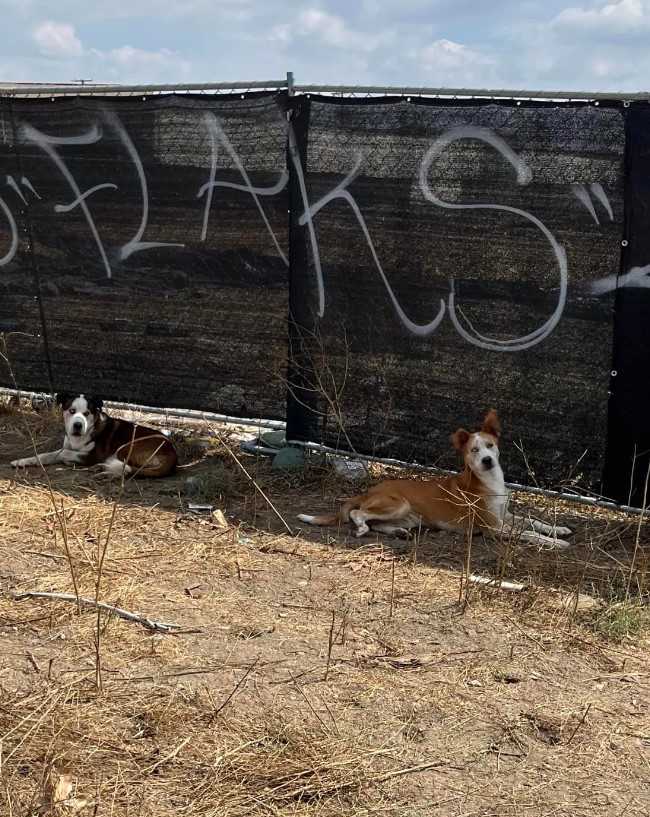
603, 105, 650, 506
287, 98, 624, 491
0, 92, 290, 418
0, 90, 640, 501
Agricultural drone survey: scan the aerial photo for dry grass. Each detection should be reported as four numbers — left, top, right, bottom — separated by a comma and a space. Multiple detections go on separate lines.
1, 399, 649, 816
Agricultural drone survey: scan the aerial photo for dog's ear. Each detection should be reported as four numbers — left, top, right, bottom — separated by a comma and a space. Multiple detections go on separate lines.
481, 409, 500, 439
91, 396, 104, 413
451, 428, 471, 450
55, 392, 69, 407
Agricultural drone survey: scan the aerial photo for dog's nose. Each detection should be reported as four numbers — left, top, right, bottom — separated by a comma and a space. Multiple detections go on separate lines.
73, 421, 83, 432
482, 456, 493, 467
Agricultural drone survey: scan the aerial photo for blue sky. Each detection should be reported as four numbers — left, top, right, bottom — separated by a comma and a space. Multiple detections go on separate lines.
1, 0, 648, 91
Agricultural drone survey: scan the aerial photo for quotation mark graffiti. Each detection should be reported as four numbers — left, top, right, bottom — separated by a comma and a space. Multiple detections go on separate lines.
0, 175, 46, 267
0, 175, 40, 266
571, 182, 613, 225
6, 174, 41, 203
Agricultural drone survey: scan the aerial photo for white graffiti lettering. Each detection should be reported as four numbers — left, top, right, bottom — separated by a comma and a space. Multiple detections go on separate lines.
590, 264, 650, 295
291, 126, 446, 335
199, 112, 288, 264
103, 110, 185, 262
55, 183, 117, 213
291, 122, 568, 349
419, 126, 568, 352
590, 183, 613, 221
6, 106, 625, 354
0, 193, 18, 267
19, 122, 114, 277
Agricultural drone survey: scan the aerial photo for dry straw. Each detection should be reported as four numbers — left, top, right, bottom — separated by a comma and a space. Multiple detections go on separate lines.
0, 378, 648, 815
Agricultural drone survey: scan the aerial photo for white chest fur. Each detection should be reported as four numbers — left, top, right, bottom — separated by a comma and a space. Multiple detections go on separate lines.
64, 434, 95, 453
479, 465, 509, 525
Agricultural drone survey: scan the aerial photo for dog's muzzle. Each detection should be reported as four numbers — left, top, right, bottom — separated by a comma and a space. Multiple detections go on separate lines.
70, 415, 88, 436
482, 456, 494, 470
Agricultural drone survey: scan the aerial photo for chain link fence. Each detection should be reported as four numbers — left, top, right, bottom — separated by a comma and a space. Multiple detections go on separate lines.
0, 80, 644, 503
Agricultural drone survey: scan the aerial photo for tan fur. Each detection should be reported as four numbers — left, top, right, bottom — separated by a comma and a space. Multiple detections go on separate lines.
303, 411, 502, 535
309, 471, 499, 533
298, 410, 573, 548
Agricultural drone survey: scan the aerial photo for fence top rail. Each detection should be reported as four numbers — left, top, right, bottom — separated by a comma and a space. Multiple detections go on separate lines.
0, 79, 647, 101
0, 79, 288, 97
294, 83, 650, 102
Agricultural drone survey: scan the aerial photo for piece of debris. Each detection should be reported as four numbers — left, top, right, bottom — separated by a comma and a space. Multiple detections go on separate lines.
259, 430, 287, 449
332, 457, 368, 480
187, 503, 214, 514
272, 446, 306, 469
184, 476, 204, 492
31, 395, 56, 413
468, 575, 527, 592
554, 592, 601, 612
364, 654, 437, 669
211, 509, 229, 528
234, 625, 275, 639
241, 430, 287, 458
14, 591, 181, 632
38, 767, 87, 814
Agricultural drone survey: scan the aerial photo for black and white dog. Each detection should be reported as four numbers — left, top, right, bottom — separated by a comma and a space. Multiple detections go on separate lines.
11, 393, 177, 478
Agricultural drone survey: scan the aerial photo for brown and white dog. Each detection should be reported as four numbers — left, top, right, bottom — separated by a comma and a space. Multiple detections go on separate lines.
298, 410, 572, 549
11, 393, 178, 479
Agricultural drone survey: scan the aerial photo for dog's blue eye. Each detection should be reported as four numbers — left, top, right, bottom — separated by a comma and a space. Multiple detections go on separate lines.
83, 412, 90, 417
69, 409, 75, 414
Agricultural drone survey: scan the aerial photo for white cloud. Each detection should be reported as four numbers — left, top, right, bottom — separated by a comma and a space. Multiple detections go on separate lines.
270, 7, 381, 52
97, 45, 192, 81
410, 38, 496, 84
0, 1, 649, 92
103, 45, 174, 66
12, 0, 252, 24
417, 38, 484, 67
297, 9, 351, 45
33, 21, 84, 57
552, 0, 648, 35
27, 21, 191, 83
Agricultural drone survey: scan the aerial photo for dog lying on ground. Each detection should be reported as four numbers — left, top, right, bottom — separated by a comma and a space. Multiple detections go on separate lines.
298, 410, 572, 549
11, 393, 177, 478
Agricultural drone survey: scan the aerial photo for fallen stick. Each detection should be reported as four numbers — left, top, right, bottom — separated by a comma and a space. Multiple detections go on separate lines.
13, 591, 181, 632
467, 575, 527, 592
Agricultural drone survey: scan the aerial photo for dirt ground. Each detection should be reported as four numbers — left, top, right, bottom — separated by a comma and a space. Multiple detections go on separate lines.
0, 401, 649, 816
